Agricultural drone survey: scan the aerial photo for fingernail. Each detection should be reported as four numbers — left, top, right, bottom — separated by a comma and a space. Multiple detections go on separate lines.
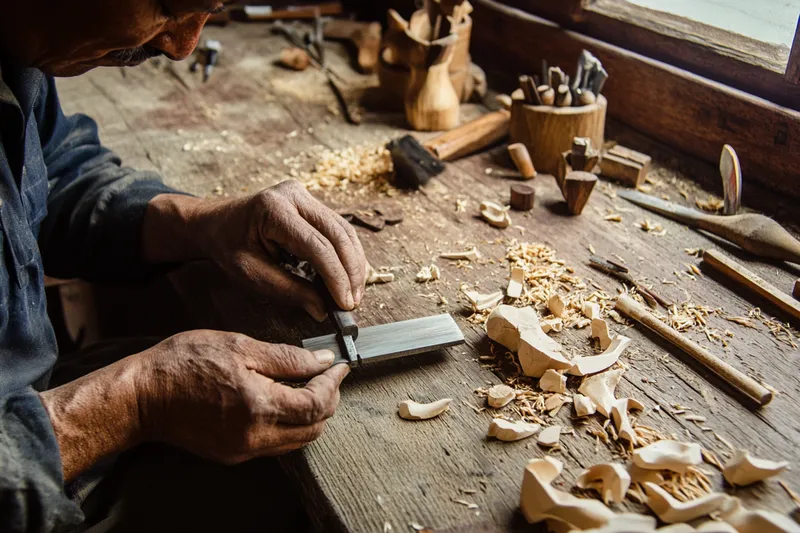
354, 287, 363, 305
345, 291, 355, 310
314, 349, 335, 365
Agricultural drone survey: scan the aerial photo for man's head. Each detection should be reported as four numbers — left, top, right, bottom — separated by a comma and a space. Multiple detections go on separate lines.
1, 0, 234, 76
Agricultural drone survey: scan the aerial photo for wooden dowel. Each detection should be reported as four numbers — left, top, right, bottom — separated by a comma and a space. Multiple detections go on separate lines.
703, 249, 800, 323
616, 294, 773, 408
423, 109, 510, 161
508, 143, 536, 179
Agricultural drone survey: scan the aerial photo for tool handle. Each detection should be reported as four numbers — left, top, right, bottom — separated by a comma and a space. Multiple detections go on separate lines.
615, 294, 772, 408
423, 110, 510, 161
315, 278, 359, 339
703, 250, 800, 324
696, 214, 800, 265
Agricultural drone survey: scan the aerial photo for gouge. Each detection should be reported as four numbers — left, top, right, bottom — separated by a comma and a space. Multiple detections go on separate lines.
618, 190, 800, 265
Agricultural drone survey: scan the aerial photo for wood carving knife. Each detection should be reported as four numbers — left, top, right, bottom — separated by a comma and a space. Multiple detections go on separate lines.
618, 189, 800, 265
303, 314, 465, 367
315, 280, 361, 366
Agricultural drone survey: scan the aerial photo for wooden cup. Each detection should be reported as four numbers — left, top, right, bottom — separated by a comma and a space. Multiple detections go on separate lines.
509, 96, 607, 175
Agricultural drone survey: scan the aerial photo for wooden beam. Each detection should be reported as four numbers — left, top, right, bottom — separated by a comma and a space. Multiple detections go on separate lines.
583, 1, 799, 110
470, 0, 800, 199
788, 15, 800, 85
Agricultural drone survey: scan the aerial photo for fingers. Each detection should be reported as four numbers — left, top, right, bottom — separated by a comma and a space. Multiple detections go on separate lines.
245, 343, 336, 381
233, 249, 327, 321
260, 183, 360, 311
294, 195, 367, 306
267, 364, 350, 425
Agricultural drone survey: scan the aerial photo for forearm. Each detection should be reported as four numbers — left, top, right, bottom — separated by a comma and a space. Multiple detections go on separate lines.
39, 355, 144, 482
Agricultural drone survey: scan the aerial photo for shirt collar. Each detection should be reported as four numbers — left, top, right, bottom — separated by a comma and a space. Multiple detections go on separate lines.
0, 59, 44, 116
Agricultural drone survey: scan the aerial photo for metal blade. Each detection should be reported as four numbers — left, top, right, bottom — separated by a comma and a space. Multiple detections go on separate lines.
617, 189, 705, 228
302, 314, 464, 366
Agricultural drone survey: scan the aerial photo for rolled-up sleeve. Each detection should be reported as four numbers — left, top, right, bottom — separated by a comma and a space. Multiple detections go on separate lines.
35, 75, 185, 282
0, 389, 83, 532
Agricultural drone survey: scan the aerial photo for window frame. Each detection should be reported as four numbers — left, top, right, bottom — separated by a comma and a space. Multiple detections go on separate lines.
499, 0, 800, 109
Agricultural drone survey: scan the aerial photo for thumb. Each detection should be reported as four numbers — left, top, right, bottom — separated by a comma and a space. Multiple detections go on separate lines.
246, 342, 337, 381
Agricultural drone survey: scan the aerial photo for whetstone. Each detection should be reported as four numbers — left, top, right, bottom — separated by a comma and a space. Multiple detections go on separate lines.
703, 249, 800, 324
302, 314, 464, 366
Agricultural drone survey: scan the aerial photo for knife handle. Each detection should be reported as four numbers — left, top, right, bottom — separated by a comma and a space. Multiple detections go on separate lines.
315, 278, 359, 339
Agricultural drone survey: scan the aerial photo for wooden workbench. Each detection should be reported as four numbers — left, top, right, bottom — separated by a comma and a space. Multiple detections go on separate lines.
57, 22, 799, 533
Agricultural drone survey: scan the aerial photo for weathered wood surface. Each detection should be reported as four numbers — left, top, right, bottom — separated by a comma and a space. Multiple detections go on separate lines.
57, 23, 799, 533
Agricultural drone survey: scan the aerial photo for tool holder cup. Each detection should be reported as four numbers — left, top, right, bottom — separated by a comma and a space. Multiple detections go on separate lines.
509, 96, 607, 175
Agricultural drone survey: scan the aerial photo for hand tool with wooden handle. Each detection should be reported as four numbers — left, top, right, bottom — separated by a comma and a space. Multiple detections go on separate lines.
703, 249, 800, 324
422, 109, 511, 161
303, 314, 464, 367
615, 294, 773, 408
618, 190, 800, 264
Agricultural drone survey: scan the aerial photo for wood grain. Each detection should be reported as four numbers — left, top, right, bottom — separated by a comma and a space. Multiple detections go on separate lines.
424, 109, 510, 161
509, 97, 606, 175
616, 294, 773, 408
703, 250, 800, 324
470, 0, 800, 199
56, 23, 800, 533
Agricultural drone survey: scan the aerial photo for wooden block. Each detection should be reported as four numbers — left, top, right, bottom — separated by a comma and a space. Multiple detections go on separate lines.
510, 184, 535, 211
564, 171, 597, 215
600, 145, 652, 188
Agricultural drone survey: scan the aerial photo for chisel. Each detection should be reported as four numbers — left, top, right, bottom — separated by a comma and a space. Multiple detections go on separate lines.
618, 190, 800, 265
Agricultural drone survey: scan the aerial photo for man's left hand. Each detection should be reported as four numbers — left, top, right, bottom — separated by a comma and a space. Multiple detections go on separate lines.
143, 180, 367, 321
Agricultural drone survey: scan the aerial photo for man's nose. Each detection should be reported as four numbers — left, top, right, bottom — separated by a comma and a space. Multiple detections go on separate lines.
149, 14, 209, 60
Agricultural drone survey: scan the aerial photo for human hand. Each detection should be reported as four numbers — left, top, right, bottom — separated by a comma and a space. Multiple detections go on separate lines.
136, 330, 349, 464
199, 180, 366, 320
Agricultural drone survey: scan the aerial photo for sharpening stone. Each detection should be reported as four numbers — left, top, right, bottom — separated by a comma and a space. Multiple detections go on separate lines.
302, 314, 464, 366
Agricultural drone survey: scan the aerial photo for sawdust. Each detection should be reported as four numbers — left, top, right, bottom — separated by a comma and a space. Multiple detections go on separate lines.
695, 196, 725, 213
299, 144, 398, 196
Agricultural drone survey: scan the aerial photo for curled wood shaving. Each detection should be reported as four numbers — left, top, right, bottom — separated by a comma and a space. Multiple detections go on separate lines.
301, 144, 397, 196
695, 197, 724, 212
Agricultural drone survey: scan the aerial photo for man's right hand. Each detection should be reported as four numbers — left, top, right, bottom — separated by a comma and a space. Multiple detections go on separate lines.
136, 331, 349, 464
41, 331, 349, 481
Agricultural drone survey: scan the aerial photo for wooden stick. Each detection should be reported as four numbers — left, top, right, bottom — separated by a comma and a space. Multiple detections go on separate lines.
508, 143, 536, 179
703, 249, 800, 323
423, 109, 510, 161
616, 294, 773, 408
794, 279, 800, 301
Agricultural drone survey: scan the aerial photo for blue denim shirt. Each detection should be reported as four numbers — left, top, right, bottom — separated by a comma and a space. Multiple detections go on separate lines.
0, 62, 178, 531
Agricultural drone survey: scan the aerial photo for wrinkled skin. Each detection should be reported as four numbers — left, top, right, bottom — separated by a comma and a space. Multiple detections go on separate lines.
0, 0, 235, 76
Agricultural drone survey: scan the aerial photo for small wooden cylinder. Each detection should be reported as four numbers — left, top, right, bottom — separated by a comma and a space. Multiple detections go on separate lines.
510, 184, 535, 211
510, 96, 607, 175
508, 143, 536, 179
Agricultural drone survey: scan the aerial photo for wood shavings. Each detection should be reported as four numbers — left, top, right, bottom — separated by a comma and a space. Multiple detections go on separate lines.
636, 219, 666, 236
685, 248, 702, 257
366, 266, 395, 284
301, 144, 397, 196
750, 307, 798, 348
696, 197, 725, 212
455, 198, 468, 212
452, 498, 479, 510
415, 264, 441, 283
604, 213, 623, 222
